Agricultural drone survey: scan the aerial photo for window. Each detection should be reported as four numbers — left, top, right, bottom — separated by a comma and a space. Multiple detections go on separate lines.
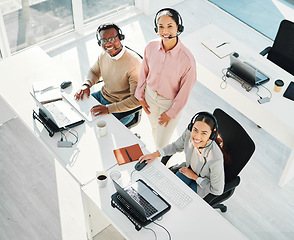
82, 0, 135, 24
1, 0, 74, 54
0, 0, 135, 56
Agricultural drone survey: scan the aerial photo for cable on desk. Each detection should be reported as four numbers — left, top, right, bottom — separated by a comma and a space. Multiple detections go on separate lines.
61, 128, 79, 145
254, 84, 272, 100
143, 226, 157, 240
129, 169, 137, 183
154, 221, 172, 240
220, 68, 229, 89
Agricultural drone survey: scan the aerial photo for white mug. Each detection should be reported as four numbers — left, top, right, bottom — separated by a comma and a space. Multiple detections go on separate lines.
96, 120, 107, 137
96, 171, 108, 188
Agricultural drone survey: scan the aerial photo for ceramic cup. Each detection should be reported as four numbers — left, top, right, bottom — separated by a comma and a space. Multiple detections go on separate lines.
96, 120, 107, 137
96, 171, 108, 188
110, 171, 121, 182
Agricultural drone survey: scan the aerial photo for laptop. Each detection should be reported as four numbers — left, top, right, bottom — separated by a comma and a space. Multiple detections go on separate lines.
229, 53, 270, 86
112, 179, 171, 225
30, 92, 84, 131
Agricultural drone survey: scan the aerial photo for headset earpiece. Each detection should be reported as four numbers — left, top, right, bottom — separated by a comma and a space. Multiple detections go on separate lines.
188, 112, 218, 141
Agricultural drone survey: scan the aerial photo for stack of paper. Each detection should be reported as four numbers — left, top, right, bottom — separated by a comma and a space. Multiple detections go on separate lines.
202, 37, 235, 58
32, 80, 62, 104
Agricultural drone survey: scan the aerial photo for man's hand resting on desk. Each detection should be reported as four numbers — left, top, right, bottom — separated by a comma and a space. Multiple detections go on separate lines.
74, 84, 90, 100
90, 105, 109, 116
138, 151, 161, 164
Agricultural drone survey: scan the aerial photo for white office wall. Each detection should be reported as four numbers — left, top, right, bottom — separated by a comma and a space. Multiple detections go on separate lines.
135, 0, 184, 15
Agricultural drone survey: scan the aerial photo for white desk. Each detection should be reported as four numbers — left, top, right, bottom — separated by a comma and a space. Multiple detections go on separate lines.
82, 159, 247, 240
182, 24, 294, 187
0, 46, 145, 186
0, 46, 247, 239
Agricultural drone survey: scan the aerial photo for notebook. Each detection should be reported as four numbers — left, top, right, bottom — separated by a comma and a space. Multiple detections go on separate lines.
113, 144, 143, 165
62, 91, 100, 122
111, 179, 171, 226
229, 53, 270, 86
30, 92, 84, 131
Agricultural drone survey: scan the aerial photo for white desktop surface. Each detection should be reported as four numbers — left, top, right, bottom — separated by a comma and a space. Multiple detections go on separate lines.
82, 159, 247, 240
0, 46, 145, 186
0, 46, 249, 240
182, 24, 294, 187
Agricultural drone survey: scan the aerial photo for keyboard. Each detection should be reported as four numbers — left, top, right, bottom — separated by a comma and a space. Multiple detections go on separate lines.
117, 194, 146, 222
141, 165, 193, 208
125, 187, 158, 218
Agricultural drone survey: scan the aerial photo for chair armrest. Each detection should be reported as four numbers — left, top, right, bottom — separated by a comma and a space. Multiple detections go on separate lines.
260, 46, 271, 56
203, 176, 240, 204
116, 106, 142, 120
161, 155, 172, 165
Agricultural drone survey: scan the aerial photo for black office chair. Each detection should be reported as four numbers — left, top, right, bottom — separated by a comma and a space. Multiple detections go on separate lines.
161, 108, 255, 212
260, 19, 294, 76
96, 46, 143, 129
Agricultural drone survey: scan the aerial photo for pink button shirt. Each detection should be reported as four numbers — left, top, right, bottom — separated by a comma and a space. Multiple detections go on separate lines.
135, 39, 197, 118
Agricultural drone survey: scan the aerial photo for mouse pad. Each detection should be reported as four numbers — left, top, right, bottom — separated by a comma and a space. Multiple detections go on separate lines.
283, 81, 294, 101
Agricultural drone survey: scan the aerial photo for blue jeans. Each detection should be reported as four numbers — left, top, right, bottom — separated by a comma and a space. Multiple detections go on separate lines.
92, 91, 135, 126
176, 170, 198, 193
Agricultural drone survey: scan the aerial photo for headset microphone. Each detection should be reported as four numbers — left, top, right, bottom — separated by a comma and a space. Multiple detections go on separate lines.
168, 33, 180, 39
199, 141, 213, 149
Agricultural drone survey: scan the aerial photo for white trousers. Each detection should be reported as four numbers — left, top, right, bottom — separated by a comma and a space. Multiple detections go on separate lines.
145, 85, 182, 149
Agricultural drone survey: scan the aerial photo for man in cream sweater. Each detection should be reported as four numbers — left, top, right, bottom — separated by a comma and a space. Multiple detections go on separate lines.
74, 23, 141, 125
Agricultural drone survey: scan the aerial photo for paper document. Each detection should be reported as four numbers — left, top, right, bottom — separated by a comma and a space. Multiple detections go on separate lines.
202, 37, 235, 58
62, 91, 100, 122
32, 80, 62, 104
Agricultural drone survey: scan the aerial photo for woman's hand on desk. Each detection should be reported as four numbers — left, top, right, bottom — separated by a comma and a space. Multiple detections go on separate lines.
139, 100, 150, 115
74, 84, 90, 100
90, 105, 109, 116
158, 112, 171, 127
138, 151, 161, 163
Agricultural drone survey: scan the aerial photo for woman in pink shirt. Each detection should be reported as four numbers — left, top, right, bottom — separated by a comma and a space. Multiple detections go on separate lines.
135, 8, 197, 149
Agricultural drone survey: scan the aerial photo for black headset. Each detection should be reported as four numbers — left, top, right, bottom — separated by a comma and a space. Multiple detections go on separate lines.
154, 8, 184, 34
188, 112, 218, 141
96, 23, 125, 46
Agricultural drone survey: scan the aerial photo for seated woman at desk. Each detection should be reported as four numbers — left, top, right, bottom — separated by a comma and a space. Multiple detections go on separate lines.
138, 112, 228, 198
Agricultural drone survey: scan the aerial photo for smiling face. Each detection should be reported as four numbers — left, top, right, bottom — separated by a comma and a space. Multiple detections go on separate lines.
157, 15, 178, 43
99, 27, 122, 57
190, 120, 213, 149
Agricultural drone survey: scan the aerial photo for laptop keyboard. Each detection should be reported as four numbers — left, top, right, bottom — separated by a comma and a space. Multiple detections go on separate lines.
125, 187, 158, 218
117, 194, 146, 222
141, 165, 193, 208
46, 103, 70, 125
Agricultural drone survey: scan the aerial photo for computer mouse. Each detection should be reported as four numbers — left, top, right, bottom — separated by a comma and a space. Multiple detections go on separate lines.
134, 160, 148, 171
233, 52, 239, 58
60, 81, 72, 89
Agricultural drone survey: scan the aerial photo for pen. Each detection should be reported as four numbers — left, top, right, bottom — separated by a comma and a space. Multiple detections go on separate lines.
125, 149, 133, 162
216, 42, 230, 48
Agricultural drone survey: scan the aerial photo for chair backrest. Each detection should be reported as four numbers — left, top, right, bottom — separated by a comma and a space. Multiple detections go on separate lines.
267, 20, 294, 76
213, 108, 255, 183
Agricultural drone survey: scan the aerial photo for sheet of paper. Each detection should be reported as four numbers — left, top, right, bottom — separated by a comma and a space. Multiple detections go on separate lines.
202, 37, 235, 58
32, 80, 62, 104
